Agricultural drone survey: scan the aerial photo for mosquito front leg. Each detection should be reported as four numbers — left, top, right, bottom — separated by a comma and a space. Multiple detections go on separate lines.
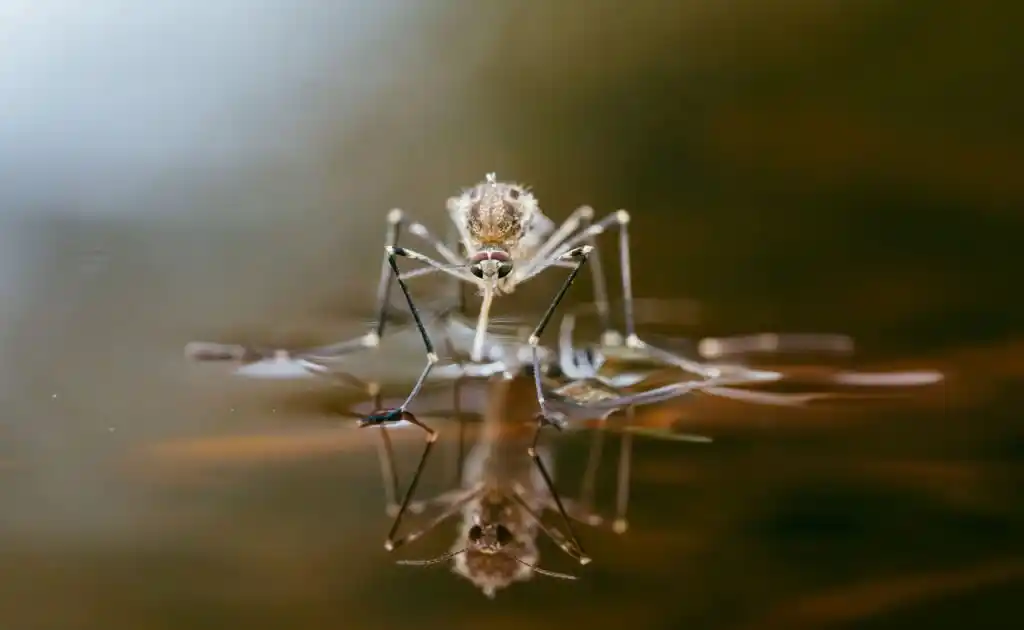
529, 246, 592, 429
579, 210, 614, 344
371, 210, 479, 338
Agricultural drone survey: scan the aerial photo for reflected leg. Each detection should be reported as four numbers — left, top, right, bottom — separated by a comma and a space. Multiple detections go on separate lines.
359, 246, 443, 551
527, 424, 591, 565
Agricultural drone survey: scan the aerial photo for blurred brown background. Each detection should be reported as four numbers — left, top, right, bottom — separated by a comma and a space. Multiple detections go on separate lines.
1, 1, 1021, 628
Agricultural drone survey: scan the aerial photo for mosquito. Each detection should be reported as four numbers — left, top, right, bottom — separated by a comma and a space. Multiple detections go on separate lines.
356, 172, 663, 452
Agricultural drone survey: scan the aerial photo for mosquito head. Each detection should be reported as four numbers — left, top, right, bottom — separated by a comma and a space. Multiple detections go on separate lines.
469, 249, 513, 281
396, 503, 576, 597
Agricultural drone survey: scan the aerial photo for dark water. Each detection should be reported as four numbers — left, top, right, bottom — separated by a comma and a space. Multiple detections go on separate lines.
2, 1, 1022, 628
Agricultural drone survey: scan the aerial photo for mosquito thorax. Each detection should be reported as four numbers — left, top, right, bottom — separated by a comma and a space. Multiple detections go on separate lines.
469, 249, 514, 280
450, 173, 538, 254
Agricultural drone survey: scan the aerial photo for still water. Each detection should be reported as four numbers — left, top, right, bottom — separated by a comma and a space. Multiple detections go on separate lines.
2, 1, 1022, 628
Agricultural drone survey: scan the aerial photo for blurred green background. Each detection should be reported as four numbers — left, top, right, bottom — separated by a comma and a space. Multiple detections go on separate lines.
0, 1, 1021, 628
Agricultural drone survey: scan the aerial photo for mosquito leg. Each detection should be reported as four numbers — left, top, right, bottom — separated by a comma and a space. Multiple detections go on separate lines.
561, 211, 716, 378
446, 221, 468, 315
374, 247, 442, 413
523, 210, 622, 280
527, 425, 591, 564
370, 209, 405, 340
518, 205, 596, 279
358, 247, 446, 550
578, 211, 616, 346
529, 246, 592, 428
391, 247, 483, 288
614, 210, 637, 345
407, 221, 466, 269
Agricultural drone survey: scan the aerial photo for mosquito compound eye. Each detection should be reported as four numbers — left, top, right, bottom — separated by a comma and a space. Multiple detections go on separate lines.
469, 525, 483, 542
497, 262, 513, 279
507, 188, 520, 200
496, 525, 514, 546
471, 264, 484, 279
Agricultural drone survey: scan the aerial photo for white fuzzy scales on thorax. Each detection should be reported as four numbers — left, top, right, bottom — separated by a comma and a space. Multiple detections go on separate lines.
448, 173, 542, 256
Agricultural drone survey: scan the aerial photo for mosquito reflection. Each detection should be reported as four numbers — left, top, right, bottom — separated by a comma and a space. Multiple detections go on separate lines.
337, 376, 586, 598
